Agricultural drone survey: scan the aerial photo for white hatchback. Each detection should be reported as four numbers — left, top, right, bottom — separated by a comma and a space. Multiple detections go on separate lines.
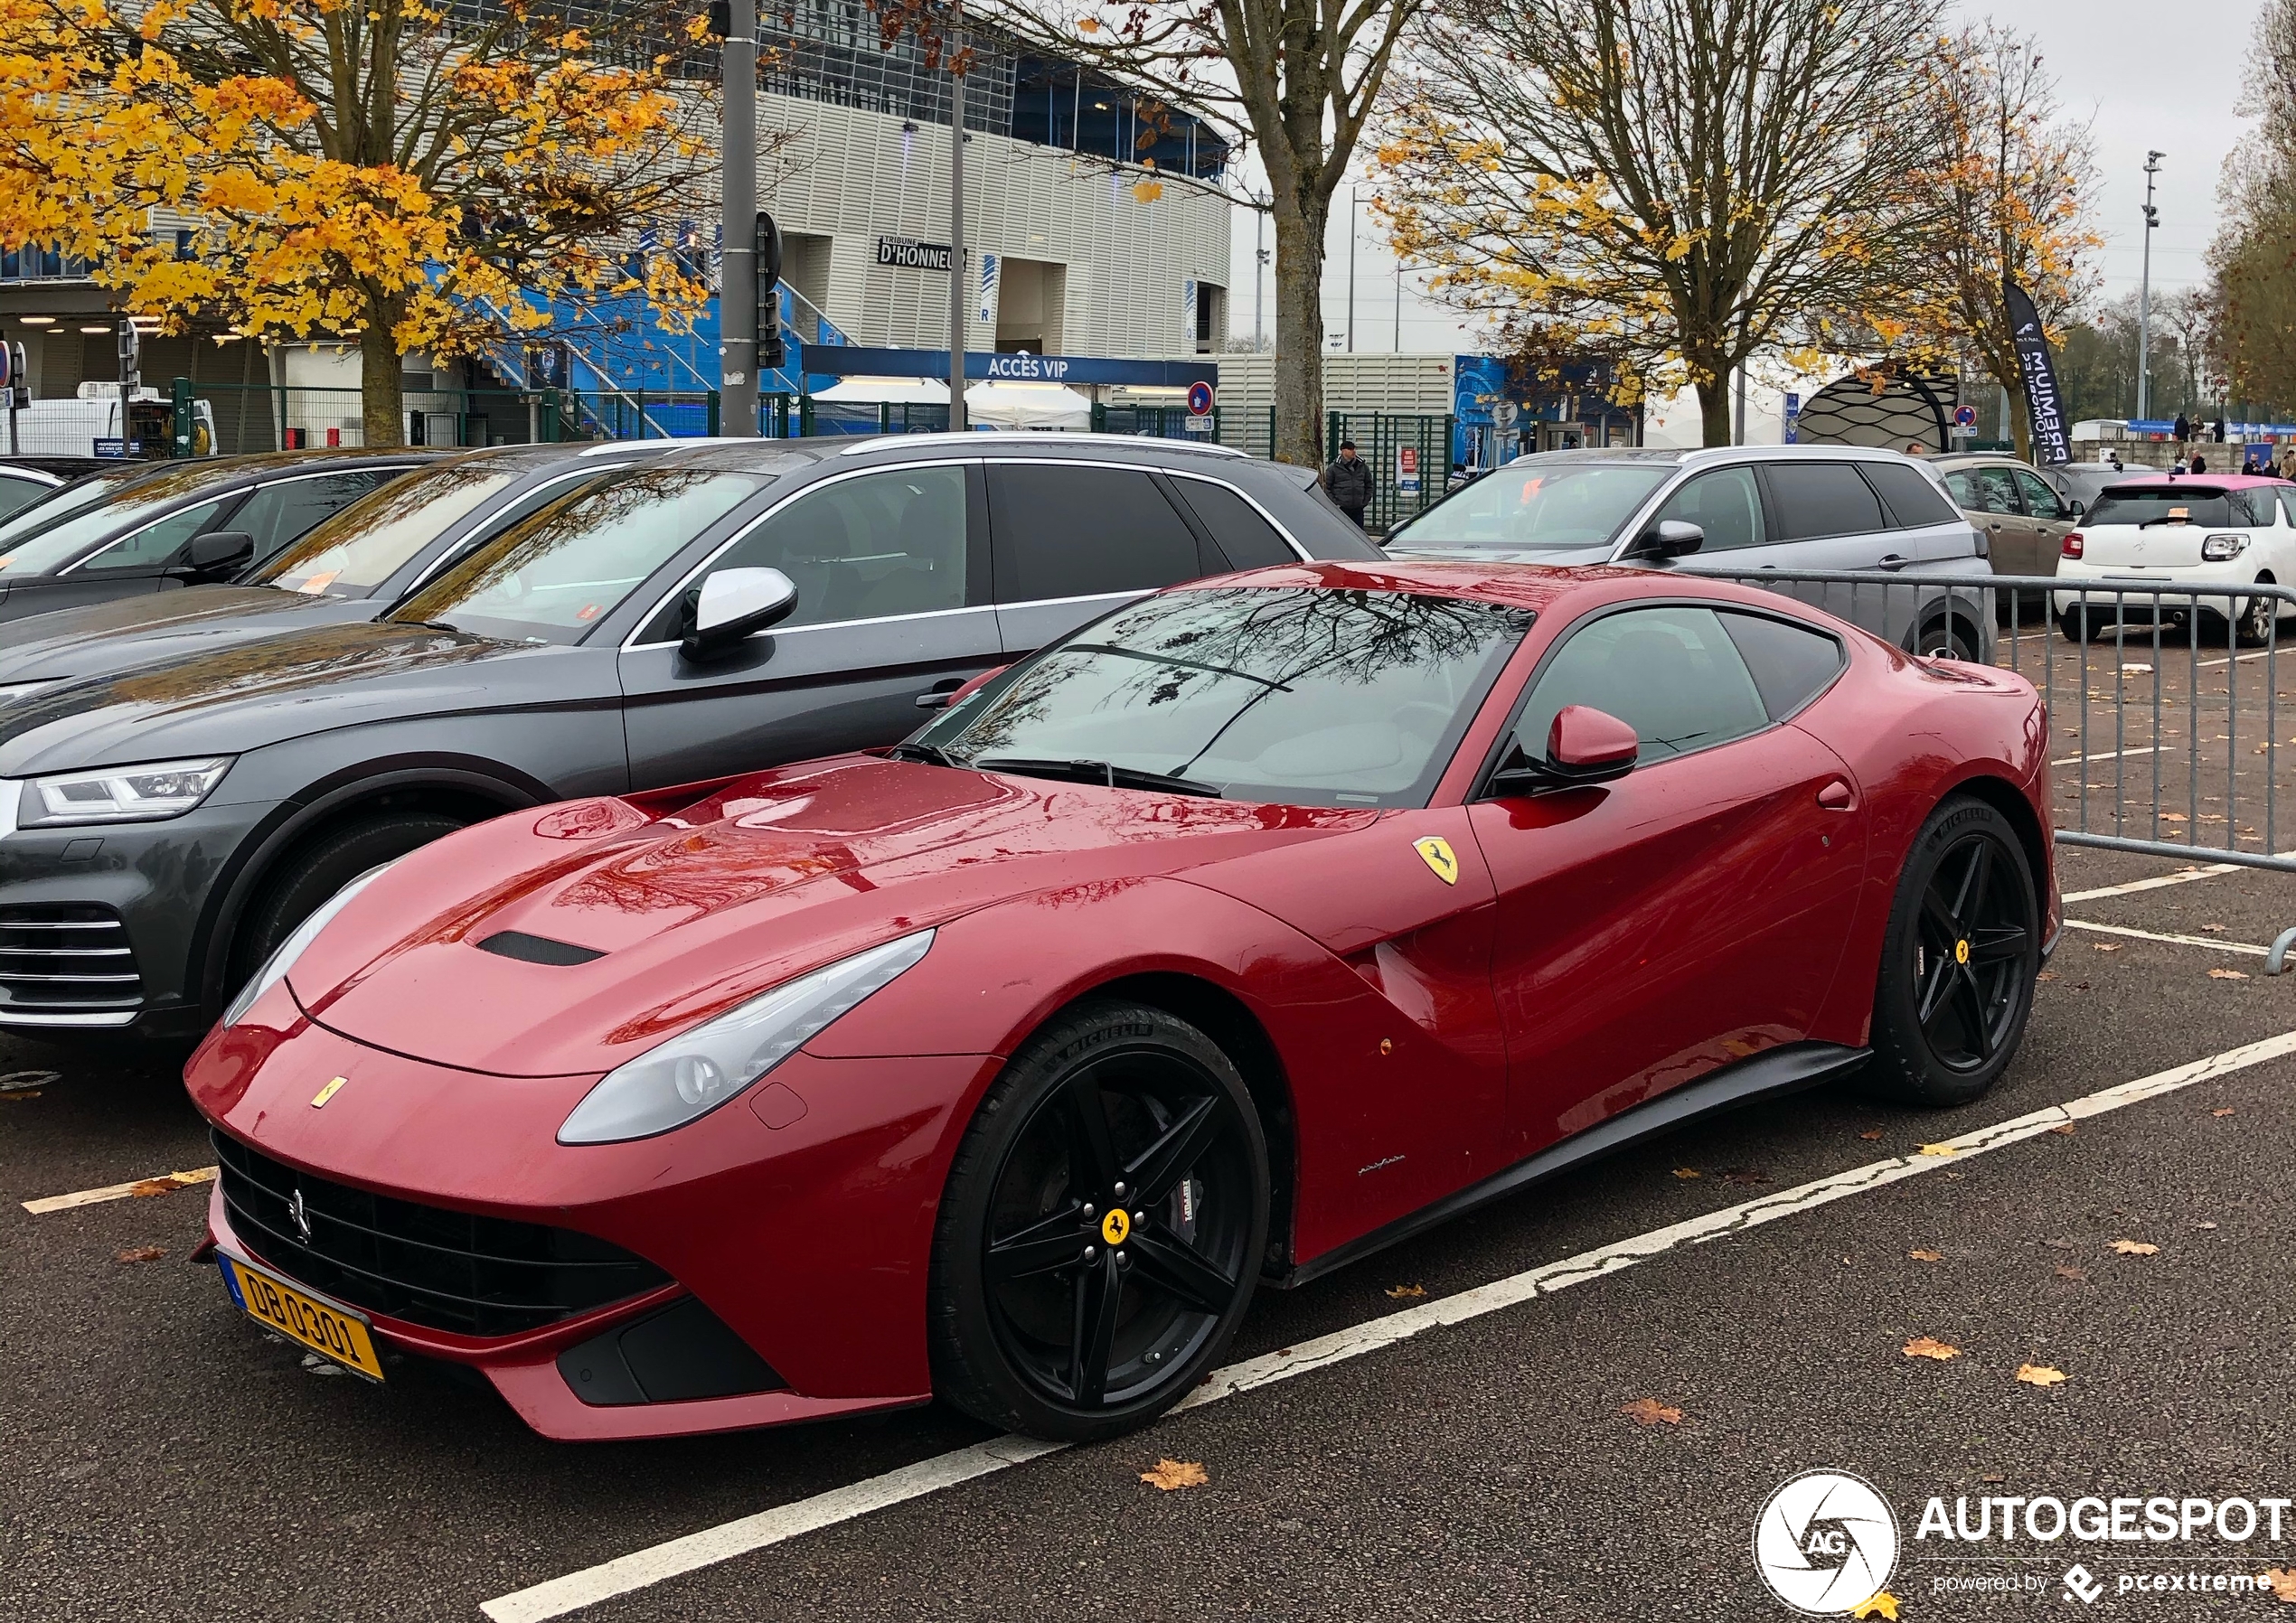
2054, 476, 2296, 643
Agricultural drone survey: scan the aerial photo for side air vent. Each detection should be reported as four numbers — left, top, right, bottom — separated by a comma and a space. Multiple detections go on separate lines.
475, 930, 605, 966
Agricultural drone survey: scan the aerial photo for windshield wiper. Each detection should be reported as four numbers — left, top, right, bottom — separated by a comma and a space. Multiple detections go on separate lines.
972, 756, 1224, 798
888, 741, 961, 766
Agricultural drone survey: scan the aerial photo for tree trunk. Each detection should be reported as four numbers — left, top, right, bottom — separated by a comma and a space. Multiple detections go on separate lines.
361, 304, 406, 448
1694, 375, 1733, 447
1270, 196, 1328, 468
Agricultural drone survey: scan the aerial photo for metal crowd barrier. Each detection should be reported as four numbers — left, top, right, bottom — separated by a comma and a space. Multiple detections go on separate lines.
1682, 566, 2296, 971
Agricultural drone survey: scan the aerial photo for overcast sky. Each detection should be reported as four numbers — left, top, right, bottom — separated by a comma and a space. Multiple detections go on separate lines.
1228, 0, 2267, 351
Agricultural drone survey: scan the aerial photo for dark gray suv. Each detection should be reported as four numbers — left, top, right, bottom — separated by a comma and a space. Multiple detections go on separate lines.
0, 434, 1379, 1038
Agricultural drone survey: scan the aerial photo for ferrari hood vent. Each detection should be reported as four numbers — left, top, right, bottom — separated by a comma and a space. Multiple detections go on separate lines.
475, 930, 606, 967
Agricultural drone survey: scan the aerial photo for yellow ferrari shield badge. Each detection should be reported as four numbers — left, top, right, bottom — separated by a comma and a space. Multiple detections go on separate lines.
1954, 939, 1971, 965
1414, 836, 1460, 886
310, 1076, 347, 1109
1100, 1209, 1132, 1245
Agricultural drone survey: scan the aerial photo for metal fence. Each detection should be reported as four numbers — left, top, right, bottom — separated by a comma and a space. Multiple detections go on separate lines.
1327, 412, 1454, 534
1685, 566, 2296, 964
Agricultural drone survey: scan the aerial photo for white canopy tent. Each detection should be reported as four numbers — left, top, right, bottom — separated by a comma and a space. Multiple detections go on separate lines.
807, 376, 949, 405
965, 380, 1092, 430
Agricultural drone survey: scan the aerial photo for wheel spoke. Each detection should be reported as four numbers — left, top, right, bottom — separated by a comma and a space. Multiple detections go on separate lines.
987, 1207, 1087, 1283
1953, 965, 1995, 1058
1969, 924, 2029, 965
1915, 954, 1957, 1027
1069, 1249, 1122, 1405
1062, 1073, 1122, 1196
1950, 838, 1992, 924
1126, 1228, 1237, 1316
1123, 1095, 1224, 1206
1921, 885, 1962, 945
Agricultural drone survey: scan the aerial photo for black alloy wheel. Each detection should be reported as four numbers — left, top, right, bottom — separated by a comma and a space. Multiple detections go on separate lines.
930, 999, 1269, 1441
1865, 796, 2039, 1106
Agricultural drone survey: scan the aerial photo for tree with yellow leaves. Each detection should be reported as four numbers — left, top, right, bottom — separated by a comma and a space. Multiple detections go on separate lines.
0, 0, 739, 446
1376, 0, 1949, 446
1895, 25, 2100, 463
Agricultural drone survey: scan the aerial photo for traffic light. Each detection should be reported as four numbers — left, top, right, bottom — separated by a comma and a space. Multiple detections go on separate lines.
756, 211, 786, 371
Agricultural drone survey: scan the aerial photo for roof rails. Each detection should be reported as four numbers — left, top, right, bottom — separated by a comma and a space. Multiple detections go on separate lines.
837, 431, 1246, 458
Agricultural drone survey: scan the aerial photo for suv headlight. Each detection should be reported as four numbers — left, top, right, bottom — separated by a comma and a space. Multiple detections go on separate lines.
16, 756, 233, 828
558, 929, 935, 1145
2203, 533, 2249, 561
221, 858, 400, 1027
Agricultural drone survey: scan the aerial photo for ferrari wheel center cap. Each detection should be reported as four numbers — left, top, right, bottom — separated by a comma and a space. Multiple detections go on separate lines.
1100, 1208, 1132, 1245
1954, 938, 1971, 965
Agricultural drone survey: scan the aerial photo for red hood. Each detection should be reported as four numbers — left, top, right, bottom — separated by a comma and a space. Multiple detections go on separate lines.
289, 755, 1374, 1075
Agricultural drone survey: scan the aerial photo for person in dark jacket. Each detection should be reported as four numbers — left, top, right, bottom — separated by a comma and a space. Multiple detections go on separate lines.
1322, 439, 1374, 528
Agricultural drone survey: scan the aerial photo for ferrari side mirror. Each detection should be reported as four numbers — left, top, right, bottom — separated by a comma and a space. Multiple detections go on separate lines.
1488, 704, 1640, 795
681, 567, 798, 661
1625, 519, 1704, 563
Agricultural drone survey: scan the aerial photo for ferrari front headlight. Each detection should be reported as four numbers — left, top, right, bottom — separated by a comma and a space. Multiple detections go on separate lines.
557, 929, 936, 1145
17, 755, 232, 827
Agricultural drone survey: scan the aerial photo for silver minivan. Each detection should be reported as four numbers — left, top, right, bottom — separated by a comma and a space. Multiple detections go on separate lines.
1384, 445, 1994, 661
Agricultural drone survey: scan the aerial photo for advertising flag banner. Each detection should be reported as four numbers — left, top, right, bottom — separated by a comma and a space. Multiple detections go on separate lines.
2004, 277, 2071, 466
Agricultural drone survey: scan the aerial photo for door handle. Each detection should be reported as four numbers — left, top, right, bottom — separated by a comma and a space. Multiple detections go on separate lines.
1816, 779, 1857, 812
915, 677, 966, 710
1875, 553, 1912, 572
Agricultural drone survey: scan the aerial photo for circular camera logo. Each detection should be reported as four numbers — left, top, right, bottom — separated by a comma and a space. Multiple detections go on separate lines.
1753, 1469, 1899, 1615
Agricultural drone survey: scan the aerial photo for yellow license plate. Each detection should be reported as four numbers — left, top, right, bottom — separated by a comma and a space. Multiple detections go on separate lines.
219, 1252, 387, 1382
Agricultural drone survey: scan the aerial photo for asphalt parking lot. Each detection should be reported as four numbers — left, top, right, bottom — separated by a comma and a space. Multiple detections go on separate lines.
7, 638, 2296, 1621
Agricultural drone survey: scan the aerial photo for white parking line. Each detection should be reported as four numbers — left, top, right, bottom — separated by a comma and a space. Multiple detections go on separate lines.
2060, 918, 2269, 956
2050, 745, 2168, 767
2061, 866, 2241, 902
478, 1030, 2296, 1623
20, 1166, 217, 1215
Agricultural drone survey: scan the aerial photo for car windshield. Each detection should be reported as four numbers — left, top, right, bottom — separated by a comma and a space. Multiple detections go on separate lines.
2085, 488, 2232, 527
0, 464, 183, 573
248, 461, 531, 598
914, 585, 1534, 808
1389, 464, 1669, 551
390, 466, 773, 644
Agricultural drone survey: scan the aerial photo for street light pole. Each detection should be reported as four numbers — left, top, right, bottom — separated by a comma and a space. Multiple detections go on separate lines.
1346, 186, 1357, 353
2137, 150, 2163, 424
720, 0, 758, 436
948, 0, 968, 432
1253, 192, 1266, 350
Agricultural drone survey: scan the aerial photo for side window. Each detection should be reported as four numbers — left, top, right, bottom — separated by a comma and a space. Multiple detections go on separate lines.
1166, 477, 1297, 569
1514, 605, 1771, 765
682, 464, 969, 633
0, 474, 50, 522
1973, 467, 2019, 514
989, 464, 1201, 601
1765, 464, 1886, 540
2011, 469, 2067, 521
2230, 489, 2272, 527
2280, 492, 2296, 529
1943, 471, 1979, 509
231, 472, 398, 563
1865, 462, 1962, 527
75, 498, 230, 573
1718, 611, 1844, 719
1652, 467, 1764, 551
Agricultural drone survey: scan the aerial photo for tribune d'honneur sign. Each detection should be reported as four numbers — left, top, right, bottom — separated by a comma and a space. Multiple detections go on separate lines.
877, 236, 954, 272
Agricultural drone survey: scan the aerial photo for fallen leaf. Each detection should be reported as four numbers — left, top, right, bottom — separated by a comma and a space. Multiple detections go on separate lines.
2195, 1221, 2220, 1230
2093, 942, 2122, 952
128, 1177, 189, 1197
2050, 1123, 2076, 1135
2016, 1363, 2068, 1387
1718, 1168, 1769, 1186
1619, 1397, 1683, 1426
1981, 1472, 2006, 1484
1849, 1593, 1900, 1620
0, 1068, 56, 1093
2056, 1264, 2087, 1281
2201, 922, 2227, 932
2209, 967, 2251, 980
115, 1245, 164, 1263
1139, 1459, 1209, 1491
2035, 971, 2058, 981
1903, 1336, 1961, 1360
2112, 1239, 2160, 1255
1385, 1283, 1426, 1299
1671, 1168, 1701, 1179
1858, 1129, 1884, 1140
2265, 1567, 2296, 1601
2214, 1107, 2237, 1117
1909, 1249, 1943, 1262
1917, 1143, 1957, 1157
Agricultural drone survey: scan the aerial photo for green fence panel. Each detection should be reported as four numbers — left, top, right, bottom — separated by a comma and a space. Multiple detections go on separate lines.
1325, 411, 1455, 534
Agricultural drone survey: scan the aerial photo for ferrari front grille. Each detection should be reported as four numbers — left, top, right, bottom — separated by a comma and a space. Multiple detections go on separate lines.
0, 904, 141, 1013
212, 1129, 669, 1337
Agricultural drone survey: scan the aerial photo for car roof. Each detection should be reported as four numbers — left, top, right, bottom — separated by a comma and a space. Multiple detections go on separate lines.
2098, 474, 2293, 491
1517, 444, 1919, 468
1202, 558, 1804, 621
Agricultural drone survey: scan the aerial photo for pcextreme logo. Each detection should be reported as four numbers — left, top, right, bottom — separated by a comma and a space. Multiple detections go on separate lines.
1754, 1470, 1900, 1615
